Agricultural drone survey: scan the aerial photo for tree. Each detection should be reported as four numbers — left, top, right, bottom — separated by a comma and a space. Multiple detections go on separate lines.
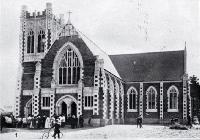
190, 75, 200, 99
190, 75, 200, 119
190, 75, 199, 86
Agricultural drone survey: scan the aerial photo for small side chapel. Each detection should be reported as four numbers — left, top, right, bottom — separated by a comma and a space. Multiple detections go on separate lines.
14, 3, 191, 126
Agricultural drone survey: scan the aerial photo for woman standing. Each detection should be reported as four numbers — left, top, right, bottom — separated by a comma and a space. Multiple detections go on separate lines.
45, 117, 51, 129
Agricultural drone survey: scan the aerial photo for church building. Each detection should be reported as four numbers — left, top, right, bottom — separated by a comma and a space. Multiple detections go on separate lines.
14, 3, 192, 126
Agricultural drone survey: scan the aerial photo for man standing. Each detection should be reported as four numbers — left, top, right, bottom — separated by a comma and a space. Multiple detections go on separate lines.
52, 119, 61, 139
88, 116, 92, 126
136, 116, 139, 128
79, 115, 84, 128
0, 115, 6, 132
138, 115, 143, 128
71, 115, 76, 129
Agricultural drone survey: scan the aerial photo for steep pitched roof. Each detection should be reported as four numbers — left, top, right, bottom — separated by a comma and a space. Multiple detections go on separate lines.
78, 32, 120, 78
109, 50, 185, 82
58, 23, 121, 78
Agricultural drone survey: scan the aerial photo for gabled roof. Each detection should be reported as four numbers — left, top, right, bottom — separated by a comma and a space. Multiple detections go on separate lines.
58, 23, 121, 78
109, 50, 185, 82
78, 32, 120, 78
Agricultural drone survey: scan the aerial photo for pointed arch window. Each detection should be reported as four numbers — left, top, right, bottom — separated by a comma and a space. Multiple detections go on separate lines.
58, 48, 81, 85
27, 30, 34, 53
127, 87, 138, 112
167, 86, 179, 112
146, 86, 157, 112
37, 30, 45, 53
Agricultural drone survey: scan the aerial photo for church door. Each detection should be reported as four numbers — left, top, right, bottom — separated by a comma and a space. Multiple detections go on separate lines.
61, 102, 67, 116
71, 102, 77, 117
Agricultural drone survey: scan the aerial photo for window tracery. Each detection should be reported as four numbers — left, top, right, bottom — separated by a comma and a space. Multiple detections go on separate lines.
58, 48, 80, 85
167, 86, 179, 112
127, 87, 138, 112
27, 30, 34, 53
37, 30, 45, 53
146, 86, 157, 112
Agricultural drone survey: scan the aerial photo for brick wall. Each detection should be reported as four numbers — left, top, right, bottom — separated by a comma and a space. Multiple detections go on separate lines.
124, 81, 184, 124
124, 83, 140, 124
40, 110, 50, 117
40, 36, 96, 88
163, 82, 183, 123
83, 110, 93, 118
143, 83, 160, 120
22, 62, 36, 90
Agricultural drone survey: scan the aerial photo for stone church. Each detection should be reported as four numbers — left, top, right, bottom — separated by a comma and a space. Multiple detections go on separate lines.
14, 3, 191, 126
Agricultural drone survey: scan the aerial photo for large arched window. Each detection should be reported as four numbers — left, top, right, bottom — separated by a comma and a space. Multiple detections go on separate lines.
146, 86, 157, 112
27, 30, 34, 53
127, 87, 138, 112
167, 85, 179, 112
58, 48, 80, 85
37, 30, 45, 53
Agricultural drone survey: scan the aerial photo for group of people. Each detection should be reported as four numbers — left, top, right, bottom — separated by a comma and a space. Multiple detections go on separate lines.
51, 115, 84, 139
14, 114, 85, 130
15, 115, 47, 129
69, 115, 84, 129
0, 114, 15, 131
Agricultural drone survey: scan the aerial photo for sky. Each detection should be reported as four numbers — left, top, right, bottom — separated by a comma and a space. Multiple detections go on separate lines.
0, 0, 200, 110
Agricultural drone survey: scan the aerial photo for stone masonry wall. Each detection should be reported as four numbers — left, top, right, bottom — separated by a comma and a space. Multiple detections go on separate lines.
124, 81, 183, 124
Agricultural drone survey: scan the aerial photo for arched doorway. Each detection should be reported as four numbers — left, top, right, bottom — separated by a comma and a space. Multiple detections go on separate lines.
61, 102, 67, 116
56, 95, 78, 117
71, 102, 77, 117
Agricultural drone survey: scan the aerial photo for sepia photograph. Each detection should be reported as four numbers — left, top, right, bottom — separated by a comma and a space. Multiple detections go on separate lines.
0, 0, 200, 139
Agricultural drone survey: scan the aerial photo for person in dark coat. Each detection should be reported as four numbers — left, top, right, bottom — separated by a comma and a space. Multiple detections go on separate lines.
136, 116, 139, 128
138, 115, 143, 128
32, 116, 36, 129
187, 115, 192, 128
17, 117, 23, 128
171, 118, 175, 125
71, 115, 76, 129
0, 115, 6, 132
52, 119, 61, 139
79, 115, 84, 128
36, 116, 41, 129
75, 116, 78, 128
65, 114, 68, 125
67, 115, 71, 126
88, 116, 92, 126
42, 116, 46, 128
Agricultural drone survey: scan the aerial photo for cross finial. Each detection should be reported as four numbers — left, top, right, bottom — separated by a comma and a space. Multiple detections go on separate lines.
67, 10, 72, 24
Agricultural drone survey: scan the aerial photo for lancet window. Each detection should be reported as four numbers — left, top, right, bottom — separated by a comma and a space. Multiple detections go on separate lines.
58, 48, 81, 85
27, 30, 34, 53
37, 30, 45, 53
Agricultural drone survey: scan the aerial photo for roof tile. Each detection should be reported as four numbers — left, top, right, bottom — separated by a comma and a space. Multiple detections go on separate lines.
109, 50, 185, 82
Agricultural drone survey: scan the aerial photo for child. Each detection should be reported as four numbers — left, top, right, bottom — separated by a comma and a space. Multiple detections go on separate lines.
52, 119, 61, 139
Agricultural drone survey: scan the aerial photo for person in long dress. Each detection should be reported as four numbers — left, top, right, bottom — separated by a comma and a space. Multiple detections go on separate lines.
45, 117, 51, 129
